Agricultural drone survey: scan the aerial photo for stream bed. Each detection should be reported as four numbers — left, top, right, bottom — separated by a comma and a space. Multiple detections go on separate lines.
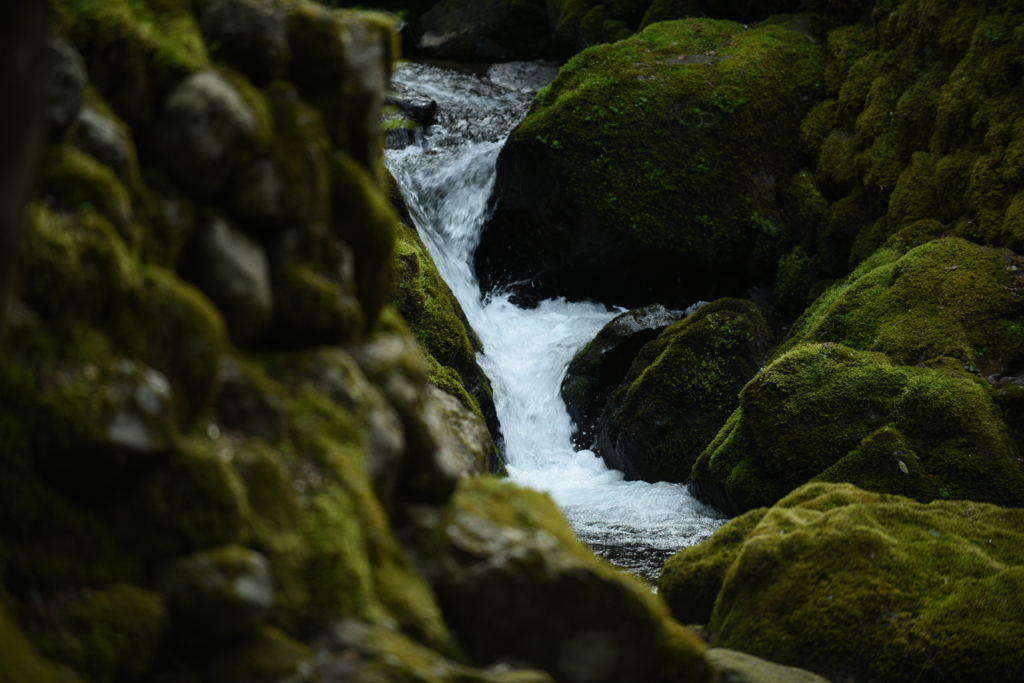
385, 60, 726, 583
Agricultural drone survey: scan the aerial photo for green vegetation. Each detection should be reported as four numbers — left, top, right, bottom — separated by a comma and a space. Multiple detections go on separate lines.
514, 18, 824, 272
661, 482, 1024, 683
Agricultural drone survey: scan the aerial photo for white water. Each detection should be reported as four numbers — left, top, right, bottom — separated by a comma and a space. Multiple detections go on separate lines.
386, 62, 726, 581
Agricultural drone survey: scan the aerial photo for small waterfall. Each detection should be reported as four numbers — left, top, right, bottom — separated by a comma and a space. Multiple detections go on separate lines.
386, 61, 725, 582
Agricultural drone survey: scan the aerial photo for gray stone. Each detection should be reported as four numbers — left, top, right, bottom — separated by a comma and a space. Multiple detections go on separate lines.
186, 215, 273, 343
156, 70, 261, 198
708, 649, 834, 683
44, 36, 87, 136
198, 0, 290, 85
72, 107, 129, 173
162, 545, 274, 648
426, 384, 495, 477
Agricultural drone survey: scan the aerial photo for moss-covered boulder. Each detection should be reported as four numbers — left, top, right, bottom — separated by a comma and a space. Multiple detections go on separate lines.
409, 477, 714, 683
660, 482, 1024, 683
196, 0, 291, 86
785, 2, 1024, 286
475, 18, 825, 308
161, 545, 274, 648
595, 298, 772, 483
416, 0, 554, 61
778, 233, 1024, 380
393, 219, 501, 456
562, 303, 682, 450
690, 342, 1024, 515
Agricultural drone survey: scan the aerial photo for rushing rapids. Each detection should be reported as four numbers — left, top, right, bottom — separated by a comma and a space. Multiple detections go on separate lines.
385, 60, 726, 582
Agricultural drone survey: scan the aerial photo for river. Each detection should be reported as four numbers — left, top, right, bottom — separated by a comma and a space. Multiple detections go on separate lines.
385, 60, 726, 583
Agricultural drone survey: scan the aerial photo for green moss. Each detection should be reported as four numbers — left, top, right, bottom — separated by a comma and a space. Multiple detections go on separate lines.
814, 128, 857, 200
666, 482, 1024, 683
425, 477, 712, 682
392, 221, 492, 427
286, 385, 451, 647
823, 24, 875, 95
205, 625, 314, 683
781, 236, 1024, 375
26, 583, 165, 683
332, 155, 397, 330
119, 267, 227, 428
781, 169, 827, 250
20, 203, 136, 329
799, 100, 837, 156
598, 298, 771, 482
266, 264, 365, 348
814, 191, 866, 274
39, 145, 140, 248
774, 246, 825, 315
105, 435, 251, 565
55, 0, 210, 127
658, 506, 768, 625
0, 604, 61, 683
690, 342, 1024, 514
514, 18, 824, 271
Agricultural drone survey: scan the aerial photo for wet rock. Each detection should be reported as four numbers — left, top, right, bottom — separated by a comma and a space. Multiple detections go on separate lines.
707, 648, 834, 683
561, 304, 682, 450
227, 83, 333, 232
162, 545, 274, 648
409, 477, 714, 683
476, 19, 825, 308
34, 359, 176, 494
595, 299, 772, 483
417, 0, 554, 61
213, 356, 286, 444
44, 36, 88, 137
427, 384, 495, 476
661, 482, 1024, 683
285, 1, 392, 166
393, 219, 502, 458
181, 215, 273, 344
155, 70, 264, 198
354, 333, 467, 504
72, 107, 130, 174
197, 0, 291, 85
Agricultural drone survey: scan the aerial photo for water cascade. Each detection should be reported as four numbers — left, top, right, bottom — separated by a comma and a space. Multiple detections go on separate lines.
386, 61, 726, 581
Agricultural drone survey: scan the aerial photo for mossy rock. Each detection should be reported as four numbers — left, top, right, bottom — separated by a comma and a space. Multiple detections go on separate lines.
392, 220, 501, 449
661, 482, 1024, 683
476, 18, 825, 308
20, 202, 136, 331
24, 583, 166, 683
202, 625, 315, 683
562, 303, 682, 451
103, 434, 251, 566
690, 342, 1024, 515
792, 1, 1024, 280
284, 1, 396, 166
410, 476, 714, 683
332, 154, 396, 331
779, 234, 1024, 379
263, 263, 364, 349
417, 0, 555, 61
55, 0, 210, 134
119, 267, 228, 429
0, 604, 63, 683
226, 82, 333, 233
641, 0, 802, 29
595, 299, 771, 483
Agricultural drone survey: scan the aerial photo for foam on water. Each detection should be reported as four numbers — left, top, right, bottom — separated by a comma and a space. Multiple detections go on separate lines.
386, 61, 726, 582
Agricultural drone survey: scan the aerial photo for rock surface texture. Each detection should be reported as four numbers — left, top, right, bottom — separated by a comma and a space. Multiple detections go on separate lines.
661, 483, 1024, 683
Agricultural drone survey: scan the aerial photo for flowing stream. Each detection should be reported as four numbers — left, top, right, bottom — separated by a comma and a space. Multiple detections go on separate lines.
385, 61, 726, 582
